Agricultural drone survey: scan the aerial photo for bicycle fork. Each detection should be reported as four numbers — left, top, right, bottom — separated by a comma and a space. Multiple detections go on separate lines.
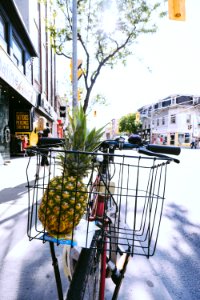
99, 227, 131, 300
107, 249, 131, 300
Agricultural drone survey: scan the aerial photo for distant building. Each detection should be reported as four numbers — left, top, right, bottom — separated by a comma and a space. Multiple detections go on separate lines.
139, 95, 200, 147
105, 118, 119, 139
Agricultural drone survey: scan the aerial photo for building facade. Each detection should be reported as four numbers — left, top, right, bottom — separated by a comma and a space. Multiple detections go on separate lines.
0, 0, 38, 161
14, 0, 60, 143
139, 95, 200, 147
0, 0, 63, 162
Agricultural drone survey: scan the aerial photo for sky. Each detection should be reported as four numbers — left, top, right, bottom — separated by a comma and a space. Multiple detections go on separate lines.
92, 0, 200, 126
57, 1, 200, 127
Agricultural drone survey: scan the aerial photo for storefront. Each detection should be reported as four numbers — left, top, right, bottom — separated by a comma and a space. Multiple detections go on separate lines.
57, 119, 64, 138
33, 93, 56, 137
0, 0, 59, 162
0, 45, 37, 160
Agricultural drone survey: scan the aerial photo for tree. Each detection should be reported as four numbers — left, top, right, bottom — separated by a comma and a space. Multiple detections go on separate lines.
119, 113, 141, 134
46, 0, 166, 113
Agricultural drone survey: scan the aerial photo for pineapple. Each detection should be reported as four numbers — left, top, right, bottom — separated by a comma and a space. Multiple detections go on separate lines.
38, 105, 104, 238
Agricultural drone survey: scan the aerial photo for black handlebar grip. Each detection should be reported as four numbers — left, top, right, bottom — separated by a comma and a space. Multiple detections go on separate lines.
146, 144, 181, 156
38, 137, 64, 146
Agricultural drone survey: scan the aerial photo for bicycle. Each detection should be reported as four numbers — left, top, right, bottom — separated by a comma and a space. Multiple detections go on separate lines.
26, 136, 180, 300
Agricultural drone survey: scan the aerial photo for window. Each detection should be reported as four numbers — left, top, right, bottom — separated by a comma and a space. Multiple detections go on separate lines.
0, 15, 6, 40
170, 133, 175, 145
0, 14, 7, 51
185, 133, 190, 143
148, 106, 152, 117
178, 133, 190, 144
12, 36, 24, 72
13, 36, 23, 65
186, 114, 191, 123
154, 103, 158, 110
170, 114, 176, 124
171, 98, 176, 105
162, 117, 165, 125
162, 100, 171, 107
157, 118, 159, 126
32, 18, 40, 83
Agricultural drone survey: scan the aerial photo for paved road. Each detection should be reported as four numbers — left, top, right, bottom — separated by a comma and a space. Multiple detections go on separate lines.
0, 149, 200, 299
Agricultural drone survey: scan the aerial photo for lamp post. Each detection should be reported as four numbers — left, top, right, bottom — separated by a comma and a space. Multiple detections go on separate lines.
72, 0, 78, 109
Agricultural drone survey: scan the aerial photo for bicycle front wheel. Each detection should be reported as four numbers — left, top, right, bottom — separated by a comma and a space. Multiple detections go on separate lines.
66, 234, 101, 300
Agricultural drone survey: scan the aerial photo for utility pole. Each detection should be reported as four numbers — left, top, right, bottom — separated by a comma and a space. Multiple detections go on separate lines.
72, 0, 78, 108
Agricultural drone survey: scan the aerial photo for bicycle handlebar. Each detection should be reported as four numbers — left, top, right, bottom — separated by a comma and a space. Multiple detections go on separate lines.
99, 140, 180, 154
146, 144, 181, 155
98, 139, 181, 163
29, 137, 181, 163
37, 137, 64, 147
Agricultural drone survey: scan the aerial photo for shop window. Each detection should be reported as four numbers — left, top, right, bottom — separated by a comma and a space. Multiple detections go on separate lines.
178, 133, 190, 144
185, 133, 190, 143
178, 134, 184, 144
170, 114, 176, 124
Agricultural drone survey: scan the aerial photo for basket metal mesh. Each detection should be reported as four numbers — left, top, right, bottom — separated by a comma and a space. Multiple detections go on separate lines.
26, 148, 170, 257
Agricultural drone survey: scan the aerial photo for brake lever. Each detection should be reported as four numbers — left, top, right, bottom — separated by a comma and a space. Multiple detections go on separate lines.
138, 147, 180, 164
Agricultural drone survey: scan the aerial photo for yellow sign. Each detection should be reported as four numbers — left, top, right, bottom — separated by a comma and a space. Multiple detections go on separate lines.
15, 111, 30, 131
29, 130, 39, 146
70, 59, 83, 81
168, 0, 186, 21
135, 112, 140, 122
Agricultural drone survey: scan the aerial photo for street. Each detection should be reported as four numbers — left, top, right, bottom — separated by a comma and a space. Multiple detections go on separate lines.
0, 149, 200, 300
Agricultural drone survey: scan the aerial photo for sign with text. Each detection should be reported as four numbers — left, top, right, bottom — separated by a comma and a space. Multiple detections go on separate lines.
0, 46, 37, 106
15, 111, 31, 131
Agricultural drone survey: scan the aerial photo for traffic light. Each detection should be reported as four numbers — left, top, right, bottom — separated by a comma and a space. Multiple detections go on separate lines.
77, 59, 83, 80
168, 0, 185, 21
70, 59, 83, 81
60, 105, 66, 118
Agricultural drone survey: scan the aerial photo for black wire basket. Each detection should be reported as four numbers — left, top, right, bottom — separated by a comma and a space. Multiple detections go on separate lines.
26, 148, 171, 257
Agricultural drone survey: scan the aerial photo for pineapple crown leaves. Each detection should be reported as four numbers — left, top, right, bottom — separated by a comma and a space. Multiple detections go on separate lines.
66, 105, 105, 152
59, 105, 105, 177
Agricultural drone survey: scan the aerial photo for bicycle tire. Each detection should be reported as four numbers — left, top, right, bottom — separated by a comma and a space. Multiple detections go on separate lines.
66, 232, 101, 300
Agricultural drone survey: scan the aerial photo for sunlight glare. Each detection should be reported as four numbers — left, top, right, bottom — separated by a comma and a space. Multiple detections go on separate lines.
102, 11, 117, 34
101, 1, 118, 34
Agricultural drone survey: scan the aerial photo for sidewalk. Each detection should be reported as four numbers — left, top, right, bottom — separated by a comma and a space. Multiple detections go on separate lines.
0, 156, 173, 300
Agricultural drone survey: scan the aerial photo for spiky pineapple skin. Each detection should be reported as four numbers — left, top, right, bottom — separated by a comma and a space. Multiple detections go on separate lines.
38, 176, 88, 236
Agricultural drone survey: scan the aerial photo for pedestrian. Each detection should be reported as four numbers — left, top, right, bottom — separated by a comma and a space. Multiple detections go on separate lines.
42, 123, 51, 138
190, 137, 196, 149
38, 124, 51, 166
